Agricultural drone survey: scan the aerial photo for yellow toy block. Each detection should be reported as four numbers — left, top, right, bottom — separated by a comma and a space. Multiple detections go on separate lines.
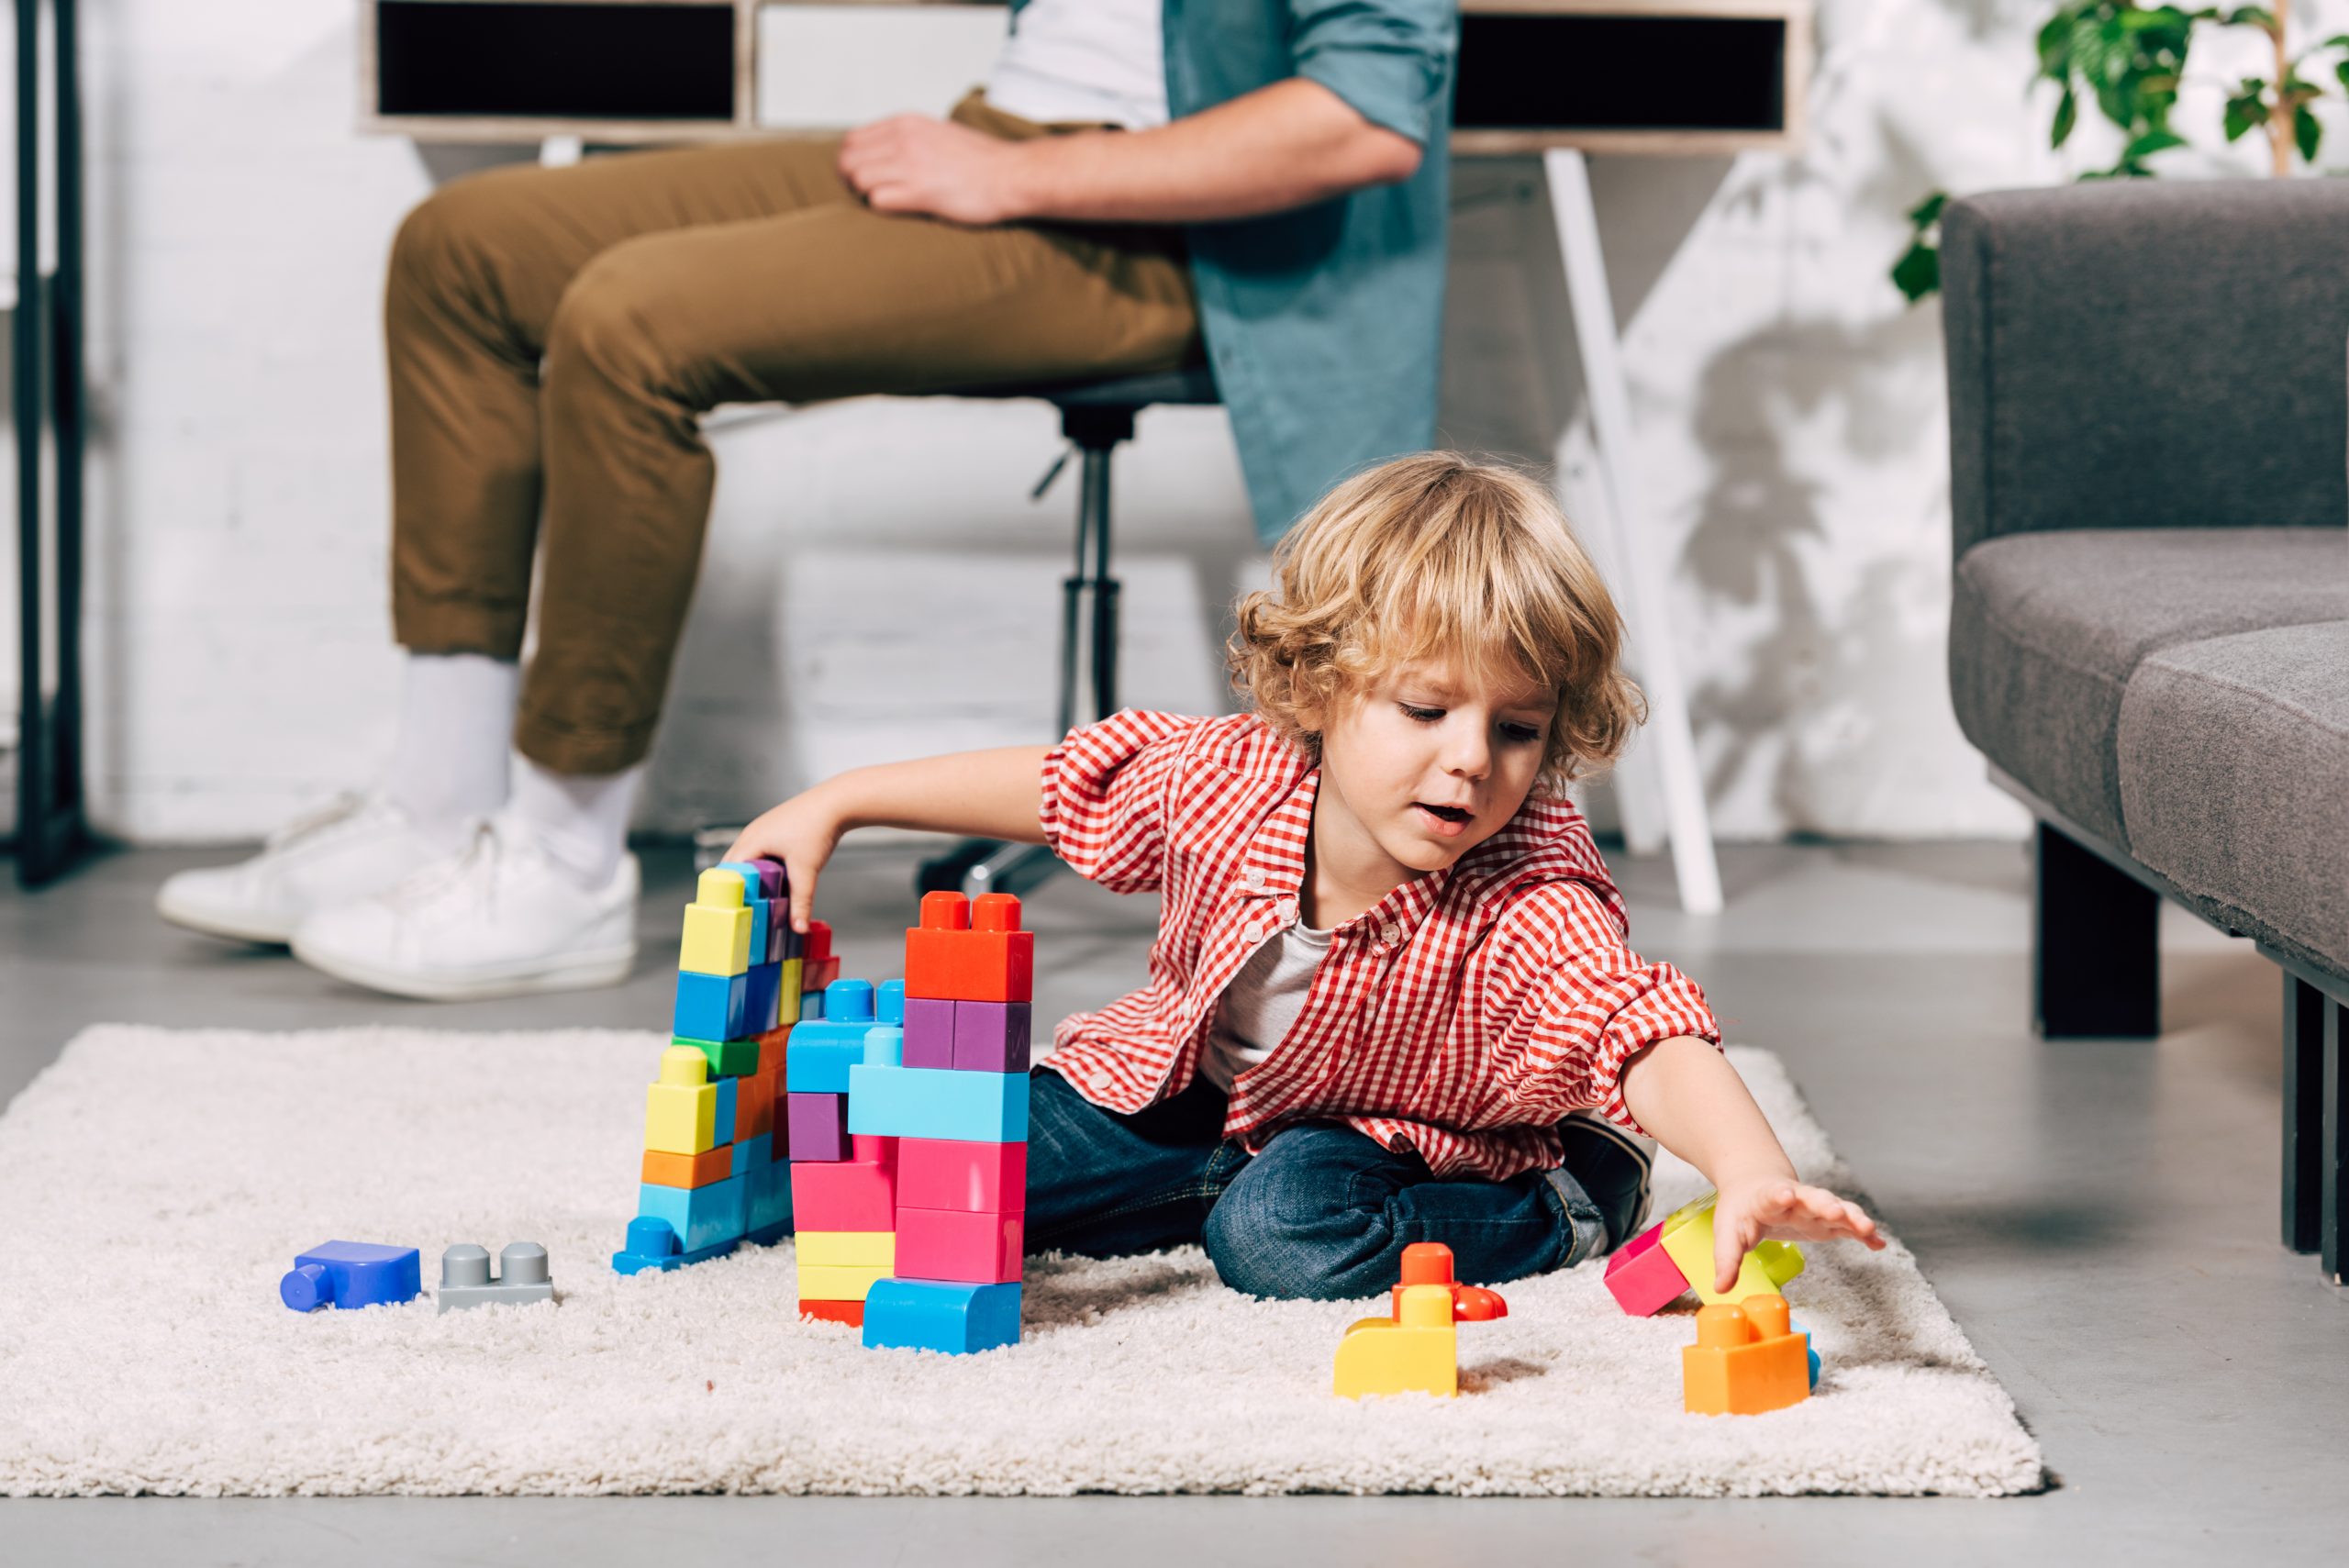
777, 957, 803, 1030
796, 1230, 896, 1269
1655, 1194, 1805, 1307
643, 1044, 718, 1155
1682, 1293, 1811, 1416
678, 868, 754, 977
796, 1262, 892, 1302
1332, 1284, 1458, 1399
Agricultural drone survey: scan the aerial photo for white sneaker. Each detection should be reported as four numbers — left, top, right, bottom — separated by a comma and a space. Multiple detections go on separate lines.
155, 793, 450, 945
290, 815, 640, 1001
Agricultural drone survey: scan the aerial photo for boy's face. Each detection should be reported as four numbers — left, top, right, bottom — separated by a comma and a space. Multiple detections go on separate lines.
1309, 658, 1556, 888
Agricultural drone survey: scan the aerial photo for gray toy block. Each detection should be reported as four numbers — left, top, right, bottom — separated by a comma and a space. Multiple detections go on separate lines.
436, 1240, 556, 1313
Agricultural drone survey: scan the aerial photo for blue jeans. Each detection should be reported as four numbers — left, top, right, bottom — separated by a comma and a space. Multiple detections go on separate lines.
1023, 1068, 1607, 1301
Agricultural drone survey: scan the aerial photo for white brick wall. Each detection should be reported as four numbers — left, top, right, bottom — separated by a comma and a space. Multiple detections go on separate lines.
28, 0, 2325, 845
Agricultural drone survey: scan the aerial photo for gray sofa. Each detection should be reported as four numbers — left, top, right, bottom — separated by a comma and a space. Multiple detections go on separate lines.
1941, 180, 2349, 1280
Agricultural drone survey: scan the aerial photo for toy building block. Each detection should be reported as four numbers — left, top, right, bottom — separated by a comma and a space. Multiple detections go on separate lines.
674, 969, 749, 1044
800, 1299, 865, 1328
903, 997, 955, 1069
735, 1060, 778, 1141
639, 1170, 748, 1254
798, 1229, 896, 1269
904, 891, 1034, 1004
952, 1000, 1032, 1073
876, 978, 906, 1025
1682, 1293, 1810, 1416
612, 1215, 739, 1275
895, 1207, 1022, 1284
861, 1278, 1022, 1354
792, 1145, 898, 1230
847, 1063, 1029, 1143
280, 1240, 422, 1312
1606, 1192, 1805, 1315
680, 1032, 760, 1080
1790, 1316, 1822, 1390
803, 919, 836, 990
437, 1241, 555, 1313
797, 1262, 894, 1302
712, 1073, 739, 1146
743, 962, 781, 1036
1332, 1245, 1508, 1399
787, 978, 879, 1091
644, 1046, 719, 1155
679, 866, 755, 977
897, 1138, 1027, 1213
642, 1143, 734, 1189
734, 1132, 773, 1169
746, 1155, 792, 1245
788, 1092, 851, 1162
776, 958, 803, 1027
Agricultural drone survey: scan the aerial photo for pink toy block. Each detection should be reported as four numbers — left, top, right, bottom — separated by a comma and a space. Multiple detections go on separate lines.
792, 1151, 897, 1231
787, 1092, 849, 1162
898, 1138, 1028, 1213
902, 997, 956, 1070
1604, 1218, 1690, 1316
896, 1206, 1023, 1284
952, 1001, 1031, 1073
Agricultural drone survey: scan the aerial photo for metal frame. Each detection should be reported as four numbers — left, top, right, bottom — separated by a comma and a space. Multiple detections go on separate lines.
14, 0, 91, 886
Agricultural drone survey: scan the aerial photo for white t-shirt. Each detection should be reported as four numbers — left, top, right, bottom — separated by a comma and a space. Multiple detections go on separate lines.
985, 0, 1169, 130
1198, 917, 1334, 1092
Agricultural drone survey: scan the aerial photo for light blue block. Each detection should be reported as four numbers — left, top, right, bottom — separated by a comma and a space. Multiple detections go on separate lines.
1791, 1318, 1820, 1389
862, 1279, 1022, 1354
674, 970, 748, 1042
788, 1017, 882, 1093
713, 1074, 739, 1144
638, 1171, 748, 1254
863, 1025, 903, 1068
734, 1131, 773, 1170
611, 1216, 739, 1275
801, 987, 822, 1020
846, 1064, 1028, 1143
746, 1155, 792, 1240
876, 978, 905, 1026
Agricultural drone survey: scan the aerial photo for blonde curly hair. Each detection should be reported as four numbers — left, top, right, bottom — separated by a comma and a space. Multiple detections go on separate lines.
1227, 451, 1643, 793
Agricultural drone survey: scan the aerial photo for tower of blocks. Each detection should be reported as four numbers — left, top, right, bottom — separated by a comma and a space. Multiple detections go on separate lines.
793, 890, 1033, 1354
613, 855, 838, 1275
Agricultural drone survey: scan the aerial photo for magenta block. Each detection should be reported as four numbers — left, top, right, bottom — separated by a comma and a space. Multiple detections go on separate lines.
898, 1137, 1027, 1213
786, 1092, 849, 1162
902, 997, 956, 1070
1602, 1218, 1689, 1316
792, 1152, 896, 1230
896, 1206, 1023, 1284
952, 1001, 1031, 1073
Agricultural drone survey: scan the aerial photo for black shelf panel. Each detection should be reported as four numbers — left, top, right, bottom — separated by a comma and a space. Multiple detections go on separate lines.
376, 2, 738, 121
1454, 14, 1787, 133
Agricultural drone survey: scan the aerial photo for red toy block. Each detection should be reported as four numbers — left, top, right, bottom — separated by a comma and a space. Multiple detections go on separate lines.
756, 1026, 791, 1076
1604, 1217, 1690, 1316
804, 919, 832, 967
898, 1138, 1027, 1213
904, 891, 1033, 1004
798, 1299, 865, 1328
791, 1152, 897, 1231
896, 1206, 1023, 1284
851, 1133, 897, 1166
640, 1144, 734, 1189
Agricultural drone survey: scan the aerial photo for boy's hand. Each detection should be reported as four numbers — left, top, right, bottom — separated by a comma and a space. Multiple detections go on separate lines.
1709, 1174, 1885, 1294
723, 786, 849, 936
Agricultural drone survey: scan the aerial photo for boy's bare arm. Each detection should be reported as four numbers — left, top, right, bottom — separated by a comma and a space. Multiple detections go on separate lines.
724, 746, 1051, 933
1620, 1036, 1885, 1291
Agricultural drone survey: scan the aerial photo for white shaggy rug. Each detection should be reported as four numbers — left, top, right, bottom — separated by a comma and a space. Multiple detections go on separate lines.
0, 1026, 2042, 1497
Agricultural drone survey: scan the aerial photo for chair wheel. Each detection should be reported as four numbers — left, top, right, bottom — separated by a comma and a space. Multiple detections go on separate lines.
916, 840, 999, 897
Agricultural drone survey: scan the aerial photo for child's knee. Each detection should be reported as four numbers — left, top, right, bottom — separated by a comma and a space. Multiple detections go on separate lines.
1199, 1184, 1398, 1301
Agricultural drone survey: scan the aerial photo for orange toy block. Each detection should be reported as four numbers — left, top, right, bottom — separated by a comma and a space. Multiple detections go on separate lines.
640, 1145, 734, 1189
736, 1063, 779, 1141
1682, 1294, 1811, 1416
799, 1299, 864, 1328
756, 1026, 792, 1076
1387, 1241, 1509, 1323
903, 891, 1034, 1004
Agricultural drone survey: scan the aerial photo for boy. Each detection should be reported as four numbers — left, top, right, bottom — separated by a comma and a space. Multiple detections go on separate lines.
729, 452, 1882, 1299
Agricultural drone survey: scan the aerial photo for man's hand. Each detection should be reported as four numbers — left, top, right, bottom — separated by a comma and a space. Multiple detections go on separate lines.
838, 114, 1031, 226
1709, 1175, 1885, 1294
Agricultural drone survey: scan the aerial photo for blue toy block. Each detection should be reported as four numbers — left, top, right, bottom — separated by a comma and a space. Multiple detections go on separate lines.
847, 1063, 1029, 1143
876, 978, 905, 1026
713, 1073, 740, 1145
638, 1169, 748, 1254
801, 987, 823, 1020
674, 970, 749, 1043
862, 1279, 1022, 1354
787, 1012, 889, 1093
611, 1216, 740, 1275
1791, 1317, 1821, 1389
824, 978, 875, 1024
735, 1131, 774, 1169
281, 1240, 422, 1311
744, 960, 781, 1033
863, 1024, 904, 1067
746, 1154, 792, 1243
746, 897, 771, 973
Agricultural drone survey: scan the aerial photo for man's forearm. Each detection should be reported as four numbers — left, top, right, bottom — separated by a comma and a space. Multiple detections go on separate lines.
1003, 78, 1422, 224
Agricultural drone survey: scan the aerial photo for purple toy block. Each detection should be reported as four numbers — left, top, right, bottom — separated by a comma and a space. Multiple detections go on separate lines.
1602, 1218, 1689, 1316
952, 1000, 1031, 1073
787, 1091, 850, 1162
903, 997, 956, 1069
749, 857, 785, 900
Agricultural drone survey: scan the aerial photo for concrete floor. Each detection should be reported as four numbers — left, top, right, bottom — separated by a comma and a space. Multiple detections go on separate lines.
4, 838, 2343, 1564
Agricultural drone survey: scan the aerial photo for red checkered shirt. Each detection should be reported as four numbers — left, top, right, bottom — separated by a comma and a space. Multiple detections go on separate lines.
1036, 709, 1722, 1182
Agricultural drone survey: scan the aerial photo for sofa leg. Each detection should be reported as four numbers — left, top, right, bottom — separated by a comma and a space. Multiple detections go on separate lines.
2032, 822, 2159, 1038
2285, 976, 2328, 1253
2321, 993, 2347, 1284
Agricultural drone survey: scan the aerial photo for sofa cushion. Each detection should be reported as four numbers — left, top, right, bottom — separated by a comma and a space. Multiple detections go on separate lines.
1951, 528, 2349, 846
2118, 621, 2349, 980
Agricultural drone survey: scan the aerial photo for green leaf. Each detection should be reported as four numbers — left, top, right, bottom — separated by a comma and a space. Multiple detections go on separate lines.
2223, 6, 2277, 31
2296, 103, 2322, 161
2122, 128, 2189, 161
2052, 84, 2080, 147
1891, 239, 1940, 304
1907, 189, 1949, 228
2224, 82, 2270, 142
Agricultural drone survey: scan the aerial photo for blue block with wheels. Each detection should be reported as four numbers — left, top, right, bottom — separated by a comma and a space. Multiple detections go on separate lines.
674, 970, 748, 1043
862, 1279, 1022, 1353
638, 1169, 748, 1254
847, 1063, 1029, 1143
611, 1216, 740, 1275
280, 1240, 422, 1312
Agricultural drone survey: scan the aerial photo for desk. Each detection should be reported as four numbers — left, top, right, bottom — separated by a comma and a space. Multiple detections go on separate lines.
359, 0, 1811, 912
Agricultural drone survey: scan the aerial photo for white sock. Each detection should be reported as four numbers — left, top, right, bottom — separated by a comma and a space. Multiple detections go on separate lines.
382, 651, 518, 833
505, 751, 643, 889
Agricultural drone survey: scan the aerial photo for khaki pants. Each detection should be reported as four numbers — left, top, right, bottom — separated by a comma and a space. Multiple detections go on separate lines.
387, 95, 1201, 774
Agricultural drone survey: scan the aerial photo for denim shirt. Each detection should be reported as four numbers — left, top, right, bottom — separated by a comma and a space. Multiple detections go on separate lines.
1008, 0, 1459, 544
